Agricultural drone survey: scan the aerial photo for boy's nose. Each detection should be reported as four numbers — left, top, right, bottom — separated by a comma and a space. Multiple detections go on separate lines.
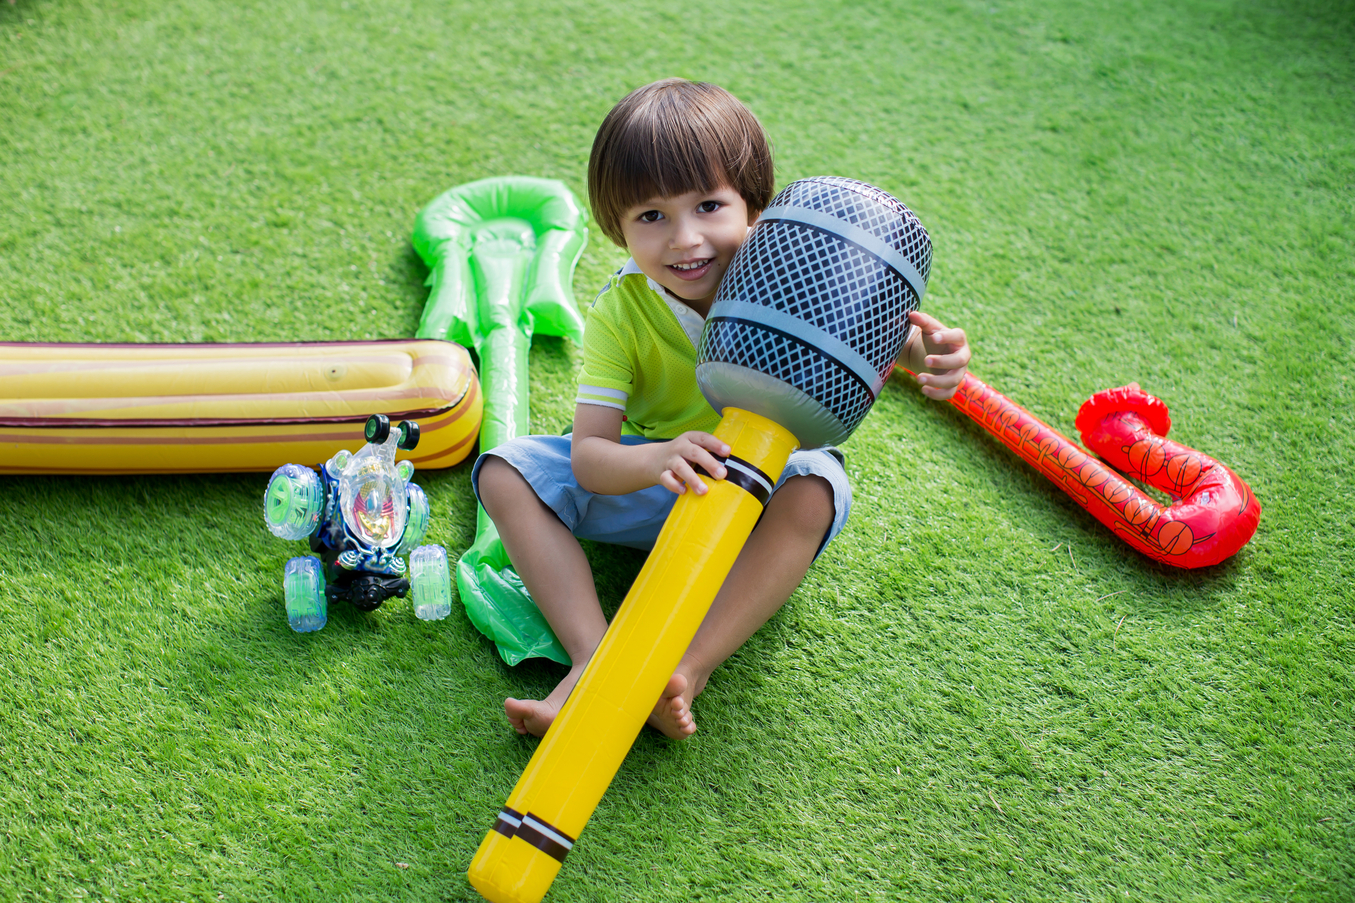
668, 217, 701, 250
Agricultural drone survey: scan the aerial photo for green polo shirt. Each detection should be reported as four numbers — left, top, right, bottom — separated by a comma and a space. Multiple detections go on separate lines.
576, 260, 721, 439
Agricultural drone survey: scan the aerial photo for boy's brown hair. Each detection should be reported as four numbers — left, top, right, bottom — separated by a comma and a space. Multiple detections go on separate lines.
588, 78, 775, 247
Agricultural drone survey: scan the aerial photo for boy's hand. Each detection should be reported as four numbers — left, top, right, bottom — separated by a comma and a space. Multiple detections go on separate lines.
903, 310, 971, 401
653, 431, 731, 496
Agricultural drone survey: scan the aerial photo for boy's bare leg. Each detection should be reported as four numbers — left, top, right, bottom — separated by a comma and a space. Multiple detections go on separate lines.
480, 460, 829, 740
479, 458, 702, 739
650, 474, 835, 739
478, 457, 610, 736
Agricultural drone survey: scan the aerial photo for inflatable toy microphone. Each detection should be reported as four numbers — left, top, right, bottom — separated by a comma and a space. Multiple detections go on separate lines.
467, 177, 931, 903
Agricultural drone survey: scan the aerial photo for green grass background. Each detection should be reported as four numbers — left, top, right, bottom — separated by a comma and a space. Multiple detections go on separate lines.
2, 0, 1352, 900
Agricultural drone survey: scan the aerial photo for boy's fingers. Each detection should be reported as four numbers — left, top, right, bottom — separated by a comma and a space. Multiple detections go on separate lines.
921, 367, 966, 388
693, 434, 731, 457
691, 447, 727, 479
908, 310, 944, 332
658, 470, 687, 495
908, 316, 969, 400
920, 383, 960, 400
923, 349, 971, 370
924, 327, 966, 350
670, 460, 710, 495
676, 434, 728, 478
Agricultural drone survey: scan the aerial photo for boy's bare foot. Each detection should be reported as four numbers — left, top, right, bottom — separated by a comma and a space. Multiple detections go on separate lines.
647, 672, 696, 739
505, 664, 702, 740
504, 662, 587, 737
503, 696, 556, 738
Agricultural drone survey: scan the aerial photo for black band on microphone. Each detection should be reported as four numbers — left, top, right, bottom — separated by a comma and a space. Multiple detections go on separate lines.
515, 812, 576, 863
491, 806, 523, 839
693, 454, 774, 506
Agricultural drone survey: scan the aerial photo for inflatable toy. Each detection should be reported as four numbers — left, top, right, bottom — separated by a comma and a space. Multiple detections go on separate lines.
0, 339, 481, 474
938, 374, 1259, 567
264, 413, 453, 631
412, 176, 588, 666
467, 177, 930, 903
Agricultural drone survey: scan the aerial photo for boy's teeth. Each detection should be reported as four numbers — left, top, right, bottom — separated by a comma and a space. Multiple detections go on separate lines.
672, 259, 709, 271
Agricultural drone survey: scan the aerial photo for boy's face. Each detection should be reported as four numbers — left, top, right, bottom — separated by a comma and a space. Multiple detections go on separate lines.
619, 186, 756, 316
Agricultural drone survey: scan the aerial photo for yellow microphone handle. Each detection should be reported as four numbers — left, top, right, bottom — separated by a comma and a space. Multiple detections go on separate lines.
468, 407, 797, 903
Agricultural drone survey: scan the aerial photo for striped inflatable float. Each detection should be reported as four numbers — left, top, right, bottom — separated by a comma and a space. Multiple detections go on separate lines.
0, 339, 481, 475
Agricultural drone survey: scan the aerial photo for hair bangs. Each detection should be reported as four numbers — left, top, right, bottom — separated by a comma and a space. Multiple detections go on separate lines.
589, 79, 774, 246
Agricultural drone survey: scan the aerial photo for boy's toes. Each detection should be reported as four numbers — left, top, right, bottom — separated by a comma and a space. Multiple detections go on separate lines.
647, 673, 696, 739
662, 672, 687, 705
668, 701, 695, 734
504, 697, 556, 738
504, 698, 530, 735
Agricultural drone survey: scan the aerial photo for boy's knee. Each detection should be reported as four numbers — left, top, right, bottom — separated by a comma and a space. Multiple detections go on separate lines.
478, 456, 528, 514
777, 474, 836, 536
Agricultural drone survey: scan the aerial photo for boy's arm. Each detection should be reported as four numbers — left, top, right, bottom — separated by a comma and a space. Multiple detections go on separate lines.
571, 404, 730, 497
900, 309, 971, 400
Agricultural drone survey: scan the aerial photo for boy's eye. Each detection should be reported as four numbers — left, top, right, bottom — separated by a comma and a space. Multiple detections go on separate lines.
697, 201, 722, 213
639, 210, 662, 223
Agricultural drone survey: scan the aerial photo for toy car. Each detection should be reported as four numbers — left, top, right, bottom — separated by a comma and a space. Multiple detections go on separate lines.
263, 414, 453, 631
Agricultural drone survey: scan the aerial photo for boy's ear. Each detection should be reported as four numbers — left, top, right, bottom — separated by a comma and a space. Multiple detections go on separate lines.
747, 207, 761, 227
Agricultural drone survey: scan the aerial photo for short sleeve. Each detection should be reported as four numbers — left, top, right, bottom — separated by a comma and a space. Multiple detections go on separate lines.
576, 283, 634, 410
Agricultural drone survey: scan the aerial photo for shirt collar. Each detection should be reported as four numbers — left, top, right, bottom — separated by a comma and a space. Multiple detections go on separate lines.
620, 258, 706, 350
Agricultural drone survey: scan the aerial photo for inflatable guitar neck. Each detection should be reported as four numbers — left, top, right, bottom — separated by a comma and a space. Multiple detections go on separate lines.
468, 177, 931, 903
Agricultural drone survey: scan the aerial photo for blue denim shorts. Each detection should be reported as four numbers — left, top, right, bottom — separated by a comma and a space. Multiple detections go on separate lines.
471, 434, 852, 559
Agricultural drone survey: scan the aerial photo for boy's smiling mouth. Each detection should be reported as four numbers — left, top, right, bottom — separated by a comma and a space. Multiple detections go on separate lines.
668, 258, 713, 280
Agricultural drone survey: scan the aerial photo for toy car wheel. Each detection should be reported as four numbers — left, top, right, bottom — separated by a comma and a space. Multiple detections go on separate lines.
365, 413, 391, 444
264, 463, 324, 541
284, 555, 327, 632
396, 483, 431, 555
409, 545, 452, 621
397, 419, 421, 450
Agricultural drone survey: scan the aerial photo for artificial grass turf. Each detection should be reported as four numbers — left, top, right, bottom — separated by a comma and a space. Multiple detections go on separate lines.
1, 0, 1352, 898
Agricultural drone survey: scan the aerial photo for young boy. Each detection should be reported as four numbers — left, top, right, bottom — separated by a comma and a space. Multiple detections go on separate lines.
474, 78, 971, 739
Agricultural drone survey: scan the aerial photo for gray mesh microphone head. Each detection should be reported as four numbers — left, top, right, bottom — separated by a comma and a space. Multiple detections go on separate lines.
696, 176, 932, 448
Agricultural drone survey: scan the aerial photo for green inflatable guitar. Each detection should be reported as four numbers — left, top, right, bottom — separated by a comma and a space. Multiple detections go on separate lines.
413, 176, 588, 665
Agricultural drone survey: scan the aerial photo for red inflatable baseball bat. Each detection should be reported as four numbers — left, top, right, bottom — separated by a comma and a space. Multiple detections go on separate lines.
938, 374, 1259, 568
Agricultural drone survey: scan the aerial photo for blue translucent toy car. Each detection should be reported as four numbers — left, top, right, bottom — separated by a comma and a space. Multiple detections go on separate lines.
263, 414, 452, 632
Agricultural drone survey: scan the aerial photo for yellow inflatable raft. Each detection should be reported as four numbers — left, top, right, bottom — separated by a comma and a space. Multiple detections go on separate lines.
0, 339, 481, 475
